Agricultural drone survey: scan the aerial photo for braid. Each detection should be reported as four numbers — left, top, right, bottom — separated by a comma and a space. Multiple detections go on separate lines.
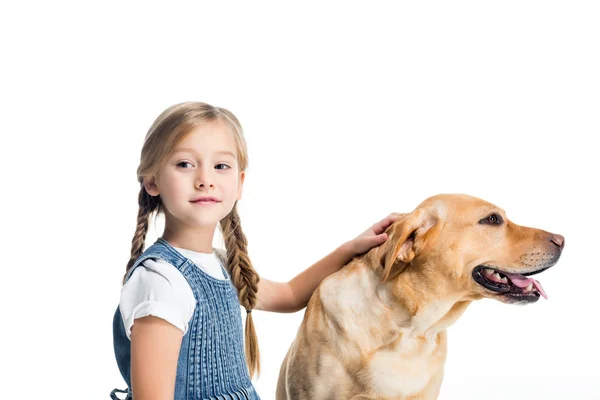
220, 203, 261, 378
122, 185, 161, 284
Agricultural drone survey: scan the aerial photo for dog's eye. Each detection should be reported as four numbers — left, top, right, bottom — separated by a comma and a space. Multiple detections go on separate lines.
480, 213, 503, 225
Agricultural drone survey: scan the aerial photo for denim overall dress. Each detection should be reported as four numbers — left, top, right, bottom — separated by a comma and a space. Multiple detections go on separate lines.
111, 238, 261, 400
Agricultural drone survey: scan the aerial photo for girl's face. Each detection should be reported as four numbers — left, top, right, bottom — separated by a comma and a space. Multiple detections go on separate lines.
145, 119, 244, 230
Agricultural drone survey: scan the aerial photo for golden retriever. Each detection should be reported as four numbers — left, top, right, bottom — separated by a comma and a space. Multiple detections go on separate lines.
276, 194, 564, 400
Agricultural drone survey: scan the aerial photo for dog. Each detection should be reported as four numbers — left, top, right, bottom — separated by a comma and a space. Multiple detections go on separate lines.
276, 194, 564, 400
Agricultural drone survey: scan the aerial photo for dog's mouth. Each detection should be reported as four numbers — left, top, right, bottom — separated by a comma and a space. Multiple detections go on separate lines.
472, 265, 549, 303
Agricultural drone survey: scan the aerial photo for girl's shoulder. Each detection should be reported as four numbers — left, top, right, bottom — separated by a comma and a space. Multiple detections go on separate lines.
119, 258, 196, 338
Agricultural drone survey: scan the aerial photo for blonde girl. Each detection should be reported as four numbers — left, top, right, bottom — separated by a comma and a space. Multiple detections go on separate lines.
110, 101, 402, 399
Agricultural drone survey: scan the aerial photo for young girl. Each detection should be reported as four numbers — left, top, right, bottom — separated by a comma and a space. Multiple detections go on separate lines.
111, 101, 403, 400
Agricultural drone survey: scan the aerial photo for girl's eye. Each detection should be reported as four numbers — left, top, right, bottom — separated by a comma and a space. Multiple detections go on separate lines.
176, 161, 193, 169
215, 163, 230, 170
479, 213, 503, 225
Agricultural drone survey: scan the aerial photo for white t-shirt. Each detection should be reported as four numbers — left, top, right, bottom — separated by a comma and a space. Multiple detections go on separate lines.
119, 246, 227, 340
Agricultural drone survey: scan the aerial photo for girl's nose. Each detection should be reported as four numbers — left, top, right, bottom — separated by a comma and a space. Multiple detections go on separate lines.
195, 167, 214, 188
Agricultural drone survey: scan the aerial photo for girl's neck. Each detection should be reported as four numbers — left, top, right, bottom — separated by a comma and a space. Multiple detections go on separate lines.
161, 224, 217, 254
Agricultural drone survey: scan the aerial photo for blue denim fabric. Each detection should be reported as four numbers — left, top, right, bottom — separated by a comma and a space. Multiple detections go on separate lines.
111, 238, 261, 400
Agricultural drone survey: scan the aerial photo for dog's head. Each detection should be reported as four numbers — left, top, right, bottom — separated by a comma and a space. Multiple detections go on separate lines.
374, 194, 564, 304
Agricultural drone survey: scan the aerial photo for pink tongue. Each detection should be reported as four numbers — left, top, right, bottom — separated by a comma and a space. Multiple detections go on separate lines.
505, 273, 548, 300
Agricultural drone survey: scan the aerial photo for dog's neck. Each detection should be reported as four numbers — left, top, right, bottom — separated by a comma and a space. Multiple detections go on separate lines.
385, 266, 472, 340
360, 253, 475, 340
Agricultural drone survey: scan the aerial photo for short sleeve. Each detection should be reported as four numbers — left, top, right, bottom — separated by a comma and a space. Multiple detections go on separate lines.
119, 258, 196, 340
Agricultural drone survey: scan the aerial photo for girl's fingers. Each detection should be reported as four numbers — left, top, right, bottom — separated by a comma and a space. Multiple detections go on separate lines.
378, 232, 388, 242
357, 233, 389, 254
372, 219, 391, 234
373, 213, 408, 234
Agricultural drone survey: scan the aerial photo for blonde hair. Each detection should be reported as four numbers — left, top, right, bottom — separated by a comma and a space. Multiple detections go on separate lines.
123, 101, 261, 378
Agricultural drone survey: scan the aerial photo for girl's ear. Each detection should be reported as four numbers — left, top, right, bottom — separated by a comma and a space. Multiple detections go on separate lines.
236, 171, 245, 201
143, 176, 160, 196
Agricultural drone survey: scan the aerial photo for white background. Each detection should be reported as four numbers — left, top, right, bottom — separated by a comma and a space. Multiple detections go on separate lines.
2, 1, 599, 399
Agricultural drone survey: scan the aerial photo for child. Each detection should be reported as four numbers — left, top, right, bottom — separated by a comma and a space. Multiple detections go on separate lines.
110, 101, 403, 400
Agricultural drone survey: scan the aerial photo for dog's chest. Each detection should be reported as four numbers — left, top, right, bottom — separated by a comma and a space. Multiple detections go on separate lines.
319, 268, 447, 398
365, 335, 445, 398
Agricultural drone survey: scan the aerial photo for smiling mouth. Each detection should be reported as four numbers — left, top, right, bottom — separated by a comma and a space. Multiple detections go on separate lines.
191, 199, 220, 204
472, 265, 550, 303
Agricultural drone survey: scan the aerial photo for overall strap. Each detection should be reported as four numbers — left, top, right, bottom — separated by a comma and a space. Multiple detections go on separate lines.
123, 238, 189, 283
109, 388, 130, 400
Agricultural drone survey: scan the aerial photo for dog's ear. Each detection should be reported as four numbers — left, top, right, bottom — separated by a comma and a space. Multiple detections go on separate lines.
381, 208, 440, 282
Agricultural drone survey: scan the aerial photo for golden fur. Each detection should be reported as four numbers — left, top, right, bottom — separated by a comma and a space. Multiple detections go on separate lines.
276, 194, 564, 399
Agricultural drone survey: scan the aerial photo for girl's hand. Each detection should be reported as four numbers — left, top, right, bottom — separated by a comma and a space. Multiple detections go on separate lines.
344, 213, 408, 256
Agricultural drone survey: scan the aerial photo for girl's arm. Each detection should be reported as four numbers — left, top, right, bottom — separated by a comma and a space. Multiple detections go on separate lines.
130, 316, 183, 400
256, 213, 406, 313
255, 243, 354, 313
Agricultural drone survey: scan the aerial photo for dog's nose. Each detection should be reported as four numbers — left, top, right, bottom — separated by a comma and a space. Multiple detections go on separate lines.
550, 234, 565, 249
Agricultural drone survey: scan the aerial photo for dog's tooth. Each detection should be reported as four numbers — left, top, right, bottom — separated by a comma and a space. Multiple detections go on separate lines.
500, 277, 508, 284
494, 272, 502, 280
525, 283, 533, 291
485, 269, 494, 276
